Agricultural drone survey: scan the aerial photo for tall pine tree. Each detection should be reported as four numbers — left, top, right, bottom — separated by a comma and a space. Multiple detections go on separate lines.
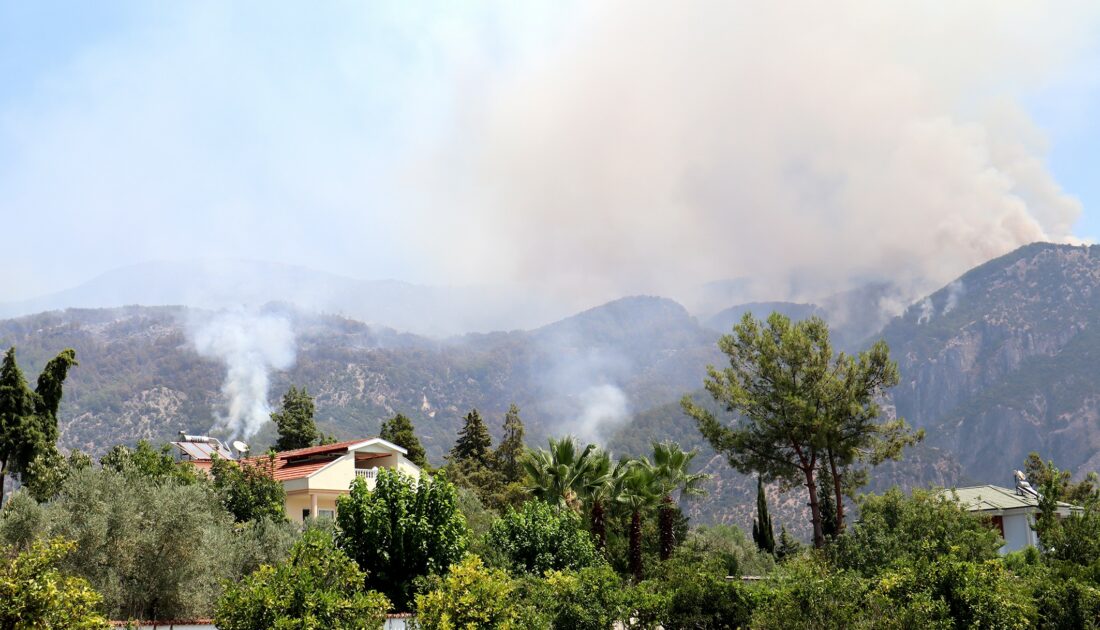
494, 404, 526, 483
380, 413, 428, 468
272, 385, 318, 451
451, 409, 492, 467
752, 476, 775, 555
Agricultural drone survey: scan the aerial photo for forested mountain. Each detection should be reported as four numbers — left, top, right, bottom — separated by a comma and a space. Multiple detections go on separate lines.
4, 242, 1100, 533
0, 296, 721, 463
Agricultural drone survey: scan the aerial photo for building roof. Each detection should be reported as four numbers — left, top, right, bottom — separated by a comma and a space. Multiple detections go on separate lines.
240, 438, 408, 482
171, 440, 235, 461
946, 485, 1077, 512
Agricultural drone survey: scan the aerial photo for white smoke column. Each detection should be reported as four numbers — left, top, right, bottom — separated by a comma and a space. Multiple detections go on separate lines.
190, 310, 296, 440
574, 384, 629, 444
943, 280, 966, 314
916, 298, 934, 325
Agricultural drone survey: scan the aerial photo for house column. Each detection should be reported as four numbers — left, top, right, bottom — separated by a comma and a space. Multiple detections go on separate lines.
310, 493, 318, 518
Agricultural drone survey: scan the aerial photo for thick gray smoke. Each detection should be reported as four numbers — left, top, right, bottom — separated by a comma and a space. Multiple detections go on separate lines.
409, 0, 1094, 312
189, 310, 296, 440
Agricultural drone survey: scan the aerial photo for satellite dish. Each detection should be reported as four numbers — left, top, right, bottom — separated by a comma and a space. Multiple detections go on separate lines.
232, 440, 250, 454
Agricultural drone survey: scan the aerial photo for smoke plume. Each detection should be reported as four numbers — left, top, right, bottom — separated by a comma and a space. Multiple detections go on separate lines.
189, 310, 296, 440
409, 1, 1093, 311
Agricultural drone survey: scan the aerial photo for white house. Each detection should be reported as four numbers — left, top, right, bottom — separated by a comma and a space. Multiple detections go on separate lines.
173, 435, 421, 523
948, 479, 1079, 553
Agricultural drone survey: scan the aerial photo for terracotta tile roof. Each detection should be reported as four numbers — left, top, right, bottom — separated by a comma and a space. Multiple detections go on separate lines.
239, 439, 364, 482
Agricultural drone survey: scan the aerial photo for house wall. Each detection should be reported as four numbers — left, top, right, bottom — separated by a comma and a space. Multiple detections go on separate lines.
286, 492, 341, 523
1001, 512, 1035, 553
279, 446, 423, 523
308, 455, 356, 493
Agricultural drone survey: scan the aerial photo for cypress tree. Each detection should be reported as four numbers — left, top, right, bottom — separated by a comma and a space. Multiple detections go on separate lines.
272, 386, 319, 451
494, 404, 526, 482
380, 413, 428, 468
0, 347, 77, 507
752, 476, 776, 555
451, 409, 492, 467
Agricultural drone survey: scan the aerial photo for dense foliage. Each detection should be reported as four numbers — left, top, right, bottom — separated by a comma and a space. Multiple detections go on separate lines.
272, 385, 320, 451
210, 454, 288, 522
379, 412, 429, 468
335, 469, 468, 610
0, 537, 109, 630
215, 528, 390, 630
486, 499, 600, 575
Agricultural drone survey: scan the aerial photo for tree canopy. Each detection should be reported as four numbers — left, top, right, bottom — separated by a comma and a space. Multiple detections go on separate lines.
495, 403, 526, 483
683, 312, 917, 547
451, 408, 493, 467
379, 413, 428, 468
335, 468, 467, 610
271, 385, 318, 451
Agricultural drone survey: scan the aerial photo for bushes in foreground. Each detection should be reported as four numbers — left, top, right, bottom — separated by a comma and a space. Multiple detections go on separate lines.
215, 528, 390, 630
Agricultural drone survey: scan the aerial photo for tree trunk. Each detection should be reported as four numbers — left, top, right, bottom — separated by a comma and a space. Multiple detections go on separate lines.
827, 450, 845, 533
591, 500, 607, 551
630, 508, 644, 582
803, 465, 825, 548
0, 458, 7, 507
659, 494, 676, 560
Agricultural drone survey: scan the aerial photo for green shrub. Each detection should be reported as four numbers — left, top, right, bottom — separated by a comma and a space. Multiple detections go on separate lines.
649, 548, 757, 629
869, 556, 1035, 630
214, 528, 390, 630
413, 555, 546, 630
0, 537, 109, 630
486, 499, 600, 576
750, 554, 868, 630
829, 488, 1002, 576
1031, 575, 1100, 629
534, 564, 629, 630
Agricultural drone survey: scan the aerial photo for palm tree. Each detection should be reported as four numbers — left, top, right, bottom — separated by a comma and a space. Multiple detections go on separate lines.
617, 461, 659, 582
650, 441, 708, 560
578, 450, 631, 552
521, 436, 597, 511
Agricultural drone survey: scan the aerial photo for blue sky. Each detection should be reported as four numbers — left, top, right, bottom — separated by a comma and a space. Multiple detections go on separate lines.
1, 1, 1098, 307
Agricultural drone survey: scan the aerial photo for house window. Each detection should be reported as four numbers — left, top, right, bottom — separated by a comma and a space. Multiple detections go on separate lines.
302, 509, 311, 520
991, 515, 1005, 538
318, 509, 335, 520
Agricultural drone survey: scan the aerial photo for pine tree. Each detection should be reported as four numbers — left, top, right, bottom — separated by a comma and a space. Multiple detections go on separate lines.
451, 409, 492, 467
818, 464, 839, 540
494, 404, 526, 483
775, 525, 802, 561
272, 385, 318, 451
752, 476, 776, 555
380, 413, 428, 468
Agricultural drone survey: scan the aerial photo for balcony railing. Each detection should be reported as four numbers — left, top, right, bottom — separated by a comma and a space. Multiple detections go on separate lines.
355, 468, 379, 480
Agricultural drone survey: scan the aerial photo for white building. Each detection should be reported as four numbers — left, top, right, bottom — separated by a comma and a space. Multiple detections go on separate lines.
174, 436, 421, 523
948, 483, 1079, 553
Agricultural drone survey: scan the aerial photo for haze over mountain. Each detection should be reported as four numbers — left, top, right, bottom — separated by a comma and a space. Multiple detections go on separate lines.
0, 259, 579, 337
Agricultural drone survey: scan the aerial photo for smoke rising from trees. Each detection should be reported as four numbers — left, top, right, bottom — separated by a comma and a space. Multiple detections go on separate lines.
189, 310, 296, 440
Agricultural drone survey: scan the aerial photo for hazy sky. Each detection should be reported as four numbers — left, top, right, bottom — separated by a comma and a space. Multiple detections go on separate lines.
2, 1, 1099, 307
